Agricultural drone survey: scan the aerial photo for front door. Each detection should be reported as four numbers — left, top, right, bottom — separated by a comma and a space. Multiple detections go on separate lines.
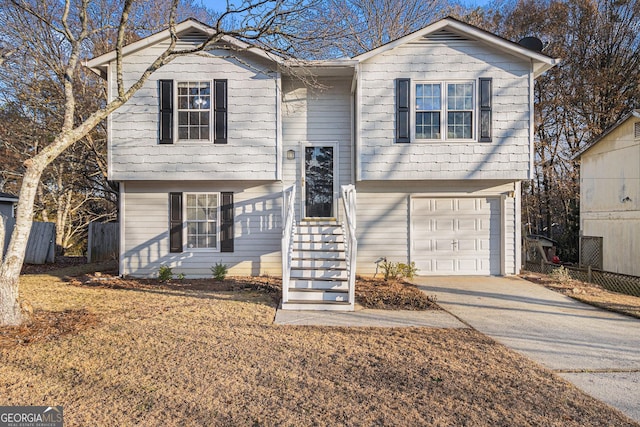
303, 145, 336, 218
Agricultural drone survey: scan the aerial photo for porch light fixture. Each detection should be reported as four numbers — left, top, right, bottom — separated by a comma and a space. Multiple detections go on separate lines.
286, 149, 296, 160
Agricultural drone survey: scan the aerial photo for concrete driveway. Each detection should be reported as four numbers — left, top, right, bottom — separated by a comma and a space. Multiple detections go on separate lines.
412, 275, 640, 423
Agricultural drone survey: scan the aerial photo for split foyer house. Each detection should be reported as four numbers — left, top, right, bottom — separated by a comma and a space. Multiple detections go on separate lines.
574, 110, 640, 277
87, 17, 558, 310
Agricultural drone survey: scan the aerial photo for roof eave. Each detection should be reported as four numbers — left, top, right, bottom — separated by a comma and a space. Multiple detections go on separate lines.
572, 109, 640, 159
84, 19, 283, 79
353, 17, 559, 77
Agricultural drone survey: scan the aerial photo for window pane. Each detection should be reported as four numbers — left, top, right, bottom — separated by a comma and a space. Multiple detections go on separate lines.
447, 112, 472, 139
447, 83, 473, 111
416, 112, 440, 139
178, 95, 189, 109
178, 127, 188, 140
187, 235, 197, 248
177, 81, 211, 140
416, 84, 440, 113
187, 222, 197, 235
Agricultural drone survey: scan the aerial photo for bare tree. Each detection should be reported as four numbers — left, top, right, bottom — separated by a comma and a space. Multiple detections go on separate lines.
456, 0, 640, 261
0, 0, 318, 326
294, 0, 449, 58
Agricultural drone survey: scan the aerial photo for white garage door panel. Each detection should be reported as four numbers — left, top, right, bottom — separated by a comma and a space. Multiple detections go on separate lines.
411, 197, 501, 275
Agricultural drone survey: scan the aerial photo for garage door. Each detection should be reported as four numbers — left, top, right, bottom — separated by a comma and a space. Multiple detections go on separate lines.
411, 197, 501, 275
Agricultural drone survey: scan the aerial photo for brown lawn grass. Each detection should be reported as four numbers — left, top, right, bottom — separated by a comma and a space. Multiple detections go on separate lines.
522, 272, 640, 319
1, 264, 638, 426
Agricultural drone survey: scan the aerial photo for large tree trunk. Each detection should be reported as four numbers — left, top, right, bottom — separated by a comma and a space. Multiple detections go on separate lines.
0, 163, 45, 326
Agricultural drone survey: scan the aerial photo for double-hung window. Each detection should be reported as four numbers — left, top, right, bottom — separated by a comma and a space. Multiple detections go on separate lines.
169, 192, 234, 253
159, 79, 227, 144
414, 81, 474, 141
416, 83, 441, 139
446, 82, 474, 139
185, 193, 219, 250
178, 82, 211, 141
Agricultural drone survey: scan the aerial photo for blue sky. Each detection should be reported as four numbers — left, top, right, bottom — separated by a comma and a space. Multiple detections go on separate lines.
200, 0, 493, 13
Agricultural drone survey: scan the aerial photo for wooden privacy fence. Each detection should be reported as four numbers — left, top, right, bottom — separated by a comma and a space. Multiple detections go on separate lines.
1, 216, 16, 259
87, 222, 119, 262
1, 219, 56, 264
524, 261, 640, 297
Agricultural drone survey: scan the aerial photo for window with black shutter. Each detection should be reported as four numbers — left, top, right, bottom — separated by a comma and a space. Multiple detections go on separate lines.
169, 192, 183, 252
220, 192, 234, 252
159, 79, 227, 144
396, 78, 411, 143
214, 79, 228, 144
479, 78, 492, 142
159, 80, 173, 144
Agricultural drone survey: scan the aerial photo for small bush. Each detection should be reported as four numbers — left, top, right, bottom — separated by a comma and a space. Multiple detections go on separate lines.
211, 262, 229, 281
380, 260, 418, 281
550, 265, 572, 284
158, 265, 173, 282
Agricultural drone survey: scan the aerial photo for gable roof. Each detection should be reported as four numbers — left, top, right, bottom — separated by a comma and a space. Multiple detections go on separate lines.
85, 18, 283, 78
0, 191, 18, 203
352, 17, 559, 78
573, 110, 640, 159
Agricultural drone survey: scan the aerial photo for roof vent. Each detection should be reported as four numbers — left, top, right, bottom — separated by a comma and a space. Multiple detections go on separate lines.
518, 37, 544, 52
634, 122, 640, 139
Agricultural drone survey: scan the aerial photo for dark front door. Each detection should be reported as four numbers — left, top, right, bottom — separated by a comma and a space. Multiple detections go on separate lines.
304, 146, 334, 218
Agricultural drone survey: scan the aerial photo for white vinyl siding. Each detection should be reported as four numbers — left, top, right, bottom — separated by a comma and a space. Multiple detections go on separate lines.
121, 181, 282, 277
358, 34, 532, 181
108, 42, 279, 181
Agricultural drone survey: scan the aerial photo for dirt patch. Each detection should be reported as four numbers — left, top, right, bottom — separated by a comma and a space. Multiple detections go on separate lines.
0, 309, 98, 349
522, 272, 640, 319
20, 256, 89, 275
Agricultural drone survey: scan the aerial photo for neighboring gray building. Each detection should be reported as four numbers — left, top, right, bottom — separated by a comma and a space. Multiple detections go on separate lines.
0, 191, 18, 256
87, 17, 557, 309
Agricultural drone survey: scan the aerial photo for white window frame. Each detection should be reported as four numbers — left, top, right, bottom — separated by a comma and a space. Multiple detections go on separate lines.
413, 80, 476, 142
175, 80, 212, 143
184, 192, 220, 252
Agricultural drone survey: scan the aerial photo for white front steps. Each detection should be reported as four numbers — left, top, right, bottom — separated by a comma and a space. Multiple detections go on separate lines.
282, 220, 354, 311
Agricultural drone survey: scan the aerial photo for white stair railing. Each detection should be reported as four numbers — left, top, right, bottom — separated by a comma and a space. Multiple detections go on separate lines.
341, 185, 357, 308
281, 185, 296, 304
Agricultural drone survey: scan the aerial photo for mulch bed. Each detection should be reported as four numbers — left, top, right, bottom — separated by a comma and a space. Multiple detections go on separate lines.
3, 262, 437, 349
355, 276, 438, 310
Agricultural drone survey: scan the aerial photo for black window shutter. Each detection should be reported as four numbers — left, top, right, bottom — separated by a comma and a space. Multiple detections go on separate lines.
396, 78, 411, 143
169, 192, 182, 253
220, 192, 234, 252
214, 79, 228, 144
479, 78, 492, 142
159, 80, 173, 144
